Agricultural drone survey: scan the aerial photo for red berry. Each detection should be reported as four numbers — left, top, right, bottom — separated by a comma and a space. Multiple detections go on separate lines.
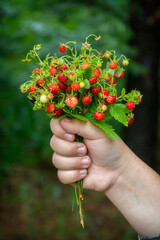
94, 112, 105, 121
33, 68, 41, 73
58, 82, 67, 90
100, 89, 109, 98
47, 93, 54, 99
126, 102, 135, 110
105, 74, 111, 81
49, 67, 57, 75
91, 87, 100, 94
114, 71, 124, 79
43, 78, 46, 83
48, 84, 59, 94
93, 68, 101, 77
109, 79, 116, 85
29, 86, 36, 92
58, 64, 67, 71
65, 96, 79, 108
89, 76, 97, 84
57, 73, 68, 82
127, 116, 134, 124
70, 72, 75, 76
36, 79, 44, 87
106, 95, 116, 104
47, 103, 55, 113
54, 108, 63, 117
104, 52, 111, 59
71, 83, 80, 91
109, 62, 117, 69
98, 102, 108, 112
59, 45, 66, 53
29, 97, 36, 104
82, 63, 91, 69
82, 96, 92, 106
138, 96, 142, 104
66, 84, 71, 93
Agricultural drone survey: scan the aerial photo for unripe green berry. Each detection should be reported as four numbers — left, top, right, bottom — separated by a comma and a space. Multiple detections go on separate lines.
40, 95, 49, 103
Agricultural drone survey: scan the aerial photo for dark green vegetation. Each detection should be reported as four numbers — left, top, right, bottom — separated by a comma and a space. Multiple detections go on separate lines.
0, 0, 159, 239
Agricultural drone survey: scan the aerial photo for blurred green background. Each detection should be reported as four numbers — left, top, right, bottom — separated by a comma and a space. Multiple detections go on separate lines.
0, 0, 159, 239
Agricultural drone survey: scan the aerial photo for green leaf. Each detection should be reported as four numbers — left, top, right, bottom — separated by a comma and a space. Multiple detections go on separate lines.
90, 119, 118, 140
83, 66, 93, 79
109, 103, 128, 126
108, 69, 115, 76
91, 57, 102, 67
84, 79, 90, 89
69, 113, 89, 121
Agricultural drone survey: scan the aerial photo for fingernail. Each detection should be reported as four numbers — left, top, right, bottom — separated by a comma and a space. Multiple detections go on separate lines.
64, 133, 74, 141
77, 146, 85, 155
80, 169, 87, 176
82, 157, 89, 166
63, 117, 71, 122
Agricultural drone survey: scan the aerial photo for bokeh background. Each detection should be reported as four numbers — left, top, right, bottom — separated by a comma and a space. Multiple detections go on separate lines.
0, 0, 160, 239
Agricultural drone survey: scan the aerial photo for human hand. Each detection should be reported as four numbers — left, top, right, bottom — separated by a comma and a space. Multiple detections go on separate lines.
50, 117, 132, 192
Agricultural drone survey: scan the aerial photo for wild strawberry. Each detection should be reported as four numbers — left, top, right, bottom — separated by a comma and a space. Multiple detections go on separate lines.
47, 103, 55, 113
80, 82, 85, 88
82, 96, 92, 106
59, 45, 66, 53
47, 93, 54, 100
93, 68, 101, 77
109, 79, 116, 85
83, 43, 89, 49
94, 112, 105, 121
138, 96, 142, 104
89, 76, 97, 84
106, 95, 116, 104
58, 82, 67, 90
65, 96, 79, 108
48, 84, 59, 94
105, 74, 111, 81
109, 62, 117, 69
97, 62, 102, 68
114, 71, 124, 79
33, 68, 41, 73
40, 95, 49, 103
127, 116, 134, 124
57, 73, 68, 82
71, 83, 80, 91
29, 97, 36, 104
43, 78, 46, 83
29, 86, 36, 92
126, 102, 135, 110
82, 63, 91, 69
100, 89, 109, 98
98, 102, 108, 112
36, 79, 44, 87
54, 108, 63, 117
70, 72, 75, 76
123, 60, 129, 66
66, 84, 71, 93
91, 87, 100, 94
49, 67, 57, 75
104, 52, 111, 59
59, 64, 67, 71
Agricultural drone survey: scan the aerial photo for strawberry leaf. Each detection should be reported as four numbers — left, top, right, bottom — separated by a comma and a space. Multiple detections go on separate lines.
69, 113, 88, 121
90, 119, 118, 140
83, 66, 93, 79
109, 103, 128, 126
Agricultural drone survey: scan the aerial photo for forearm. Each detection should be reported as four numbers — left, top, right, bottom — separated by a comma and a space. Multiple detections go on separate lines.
105, 147, 160, 237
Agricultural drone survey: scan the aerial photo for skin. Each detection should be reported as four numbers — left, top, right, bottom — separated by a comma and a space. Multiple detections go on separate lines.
50, 118, 160, 238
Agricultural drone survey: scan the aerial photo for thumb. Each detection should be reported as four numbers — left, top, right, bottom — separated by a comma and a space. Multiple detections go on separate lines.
59, 117, 107, 140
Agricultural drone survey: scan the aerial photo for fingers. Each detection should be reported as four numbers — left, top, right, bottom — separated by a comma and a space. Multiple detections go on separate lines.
50, 135, 87, 157
52, 153, 91, 170
57, 169, 87, 184
50, 119, 75, 142
59, 117, 106, 140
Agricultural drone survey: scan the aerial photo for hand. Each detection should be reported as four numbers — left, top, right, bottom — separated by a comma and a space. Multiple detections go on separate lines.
50, 117, 132, 192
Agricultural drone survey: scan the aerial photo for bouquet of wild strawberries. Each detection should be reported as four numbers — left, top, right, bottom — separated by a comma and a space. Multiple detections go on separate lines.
20, 34, 142, 227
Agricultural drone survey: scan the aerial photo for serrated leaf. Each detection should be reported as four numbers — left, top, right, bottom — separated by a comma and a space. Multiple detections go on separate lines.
83, 66, 93, 79
109, 104, 128, 126
90, 119, 117, 140
108, 69, 115, 76
89, 97, 97, 113
69, 113, 88, 121
84, 79, 90, 89
91, 57, 101, 67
